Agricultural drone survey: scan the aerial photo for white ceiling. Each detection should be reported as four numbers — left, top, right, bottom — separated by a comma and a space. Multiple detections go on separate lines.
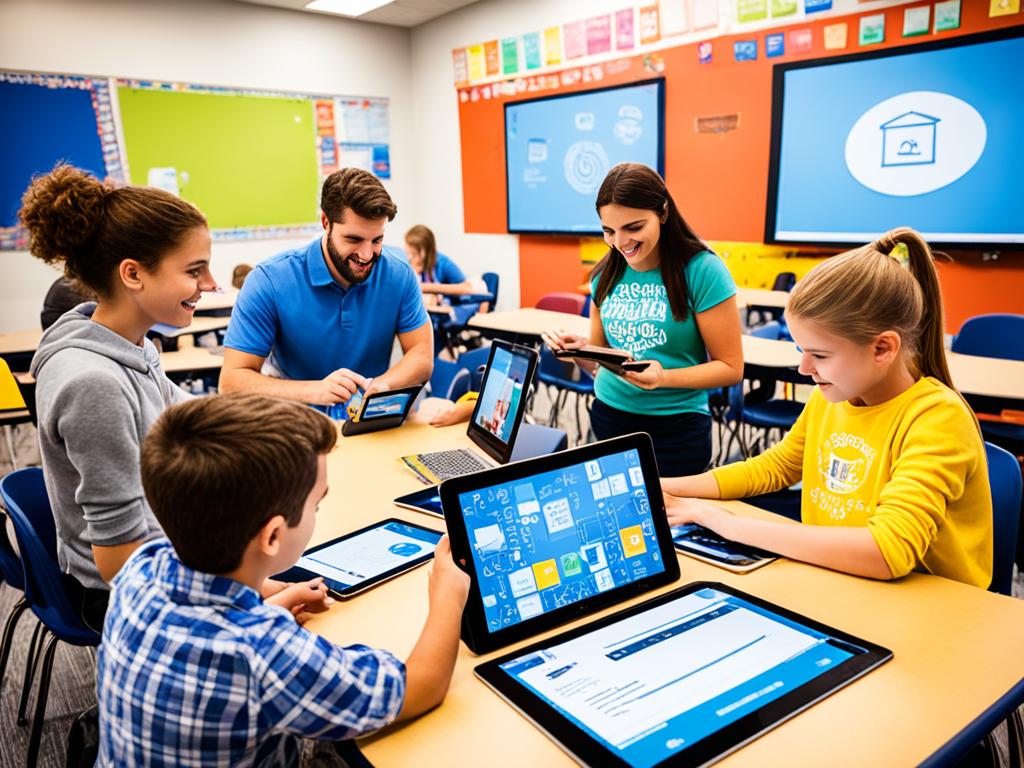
234, 0, 481, 27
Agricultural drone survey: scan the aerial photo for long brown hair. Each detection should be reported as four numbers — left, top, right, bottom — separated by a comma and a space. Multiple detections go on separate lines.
787, 227, 953, 389
591, 163, 708, 321
19, 164, 207, 297
405, 224, 437, 277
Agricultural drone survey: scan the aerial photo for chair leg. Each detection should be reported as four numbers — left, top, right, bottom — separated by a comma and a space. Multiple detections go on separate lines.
18, 622, 46, 725
0, 596, 28, 695
25, 633, 59, 768
2, 425, 18, 471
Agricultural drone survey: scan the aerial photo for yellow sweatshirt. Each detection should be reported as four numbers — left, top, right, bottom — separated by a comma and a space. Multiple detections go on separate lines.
712, 377, 993, 588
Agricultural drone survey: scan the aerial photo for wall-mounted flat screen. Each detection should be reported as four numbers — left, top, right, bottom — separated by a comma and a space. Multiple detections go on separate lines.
766, 27, 1023, 247
505, 79, 664, 236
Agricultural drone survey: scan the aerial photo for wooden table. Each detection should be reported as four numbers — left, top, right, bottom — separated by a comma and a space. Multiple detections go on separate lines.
736, 287, 790, 310
302, 421, 1024, 767
194, 289, 238, 315
160, 347, 224, 375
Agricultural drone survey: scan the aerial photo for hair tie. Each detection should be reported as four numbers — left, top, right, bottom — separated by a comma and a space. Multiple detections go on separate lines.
888, 241, 910, 269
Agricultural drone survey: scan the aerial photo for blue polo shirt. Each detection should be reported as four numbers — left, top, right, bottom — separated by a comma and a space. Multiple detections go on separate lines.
224, 238, 428, 383
421, 252, 466, 285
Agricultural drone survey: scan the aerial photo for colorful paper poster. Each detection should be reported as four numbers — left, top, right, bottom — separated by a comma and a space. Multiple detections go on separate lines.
902, 6, 930, 36
766, 33, 785, 57
934, 0, 961, 31
734, 39, 758, 61
452, 48, 468, 85
484, 40, 500, 76
692, 0, 720, 29
990, 0, 1021, 17
522, 32, 542, 70
859, 13, 885, 45
466, 44, 486, 81
639, 5, 661, 44
805, 0, 831, 12
543, 26, 562, 66
501, 37, 519, 75
788, 28, 812, 53
771, 0, 797, 18
698, 41, 713, 63
586, 14, 612, 55
659, 0, 689, 37
824, 22, 847, 49
563, 20, 586, 59
615, 9, 636, 50
737, 0, 768, 23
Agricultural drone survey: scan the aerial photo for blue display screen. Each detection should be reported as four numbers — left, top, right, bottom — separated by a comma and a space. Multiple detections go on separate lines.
506, 81, 663, 234
457, 448, 663, 633
362, 392, 412, 419
771, 32, 1024, 244
473, 345, 532, 444
499, 587, 860, 768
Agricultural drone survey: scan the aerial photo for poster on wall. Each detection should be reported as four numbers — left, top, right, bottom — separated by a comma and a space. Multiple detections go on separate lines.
615, 9, 636, 50
586, 15, 612, 55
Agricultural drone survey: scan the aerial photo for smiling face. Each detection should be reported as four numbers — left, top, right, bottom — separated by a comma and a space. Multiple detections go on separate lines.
599, 203, 664, 272
136, 226, 216, 327
322, 208, 387, 286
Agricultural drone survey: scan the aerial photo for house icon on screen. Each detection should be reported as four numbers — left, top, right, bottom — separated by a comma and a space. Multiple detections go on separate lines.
880, 111, 940, 167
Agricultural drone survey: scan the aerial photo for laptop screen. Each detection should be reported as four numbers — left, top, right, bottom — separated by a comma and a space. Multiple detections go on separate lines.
467, 342, 536, 463
457, 446, 666, 634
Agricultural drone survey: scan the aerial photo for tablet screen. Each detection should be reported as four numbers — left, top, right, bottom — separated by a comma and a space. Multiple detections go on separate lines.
457, 447, 665, 634
295, 521, 441, 589
361, 392, 414, 420
490, 585, 879, 767
671, 524, 776, 567
472, 342, 532, 445
394, 486, 443, 517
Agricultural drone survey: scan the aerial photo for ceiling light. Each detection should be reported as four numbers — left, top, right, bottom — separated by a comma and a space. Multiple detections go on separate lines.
304, 0, 392, 17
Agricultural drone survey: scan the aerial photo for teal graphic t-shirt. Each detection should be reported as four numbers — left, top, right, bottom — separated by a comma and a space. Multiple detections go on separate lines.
591, 250, 736, 416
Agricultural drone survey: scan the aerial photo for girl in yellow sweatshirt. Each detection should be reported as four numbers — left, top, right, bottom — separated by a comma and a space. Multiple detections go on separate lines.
662, 227, 993, 587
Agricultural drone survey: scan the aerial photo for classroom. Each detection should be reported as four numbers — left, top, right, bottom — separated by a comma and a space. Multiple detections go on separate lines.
0, 0, 1023, 765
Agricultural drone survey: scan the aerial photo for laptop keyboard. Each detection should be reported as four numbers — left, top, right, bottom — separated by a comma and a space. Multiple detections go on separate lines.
414, 449, 490, 481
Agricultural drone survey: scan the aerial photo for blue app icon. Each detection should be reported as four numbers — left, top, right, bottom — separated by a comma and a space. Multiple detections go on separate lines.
389, 542, 423, 557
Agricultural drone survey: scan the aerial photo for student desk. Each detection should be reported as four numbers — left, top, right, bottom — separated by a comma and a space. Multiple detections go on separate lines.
735, 287, 790, 310
160, 347, 224, 375
194, 289, 238, 316
304, 420, 1024, 767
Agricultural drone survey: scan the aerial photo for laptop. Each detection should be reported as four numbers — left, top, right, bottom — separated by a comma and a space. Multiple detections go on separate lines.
403, 340, 538, 484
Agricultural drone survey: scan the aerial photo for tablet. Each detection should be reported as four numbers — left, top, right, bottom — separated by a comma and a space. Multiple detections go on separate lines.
273, 518, 442, 598
440, 433, 679, 654
340, 384, 423, 436
394, 486, 443, 518
553, 346, 651, 375
476, 582, 892, 768
671, 524, 777, 574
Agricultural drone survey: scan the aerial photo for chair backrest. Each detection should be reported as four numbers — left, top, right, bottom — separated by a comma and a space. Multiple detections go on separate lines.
772, 272, 797, 292
0, 468, 99, 644
581, 294, 592, 318
750, 321, 783, 340
952, 314, 1024, 362
428, 358, 472, 402
457, 346, 493, 391
481, 272, 499, 311
0, 511, 24, 591
985, 441, 1023, 595
535, 292, 586, 316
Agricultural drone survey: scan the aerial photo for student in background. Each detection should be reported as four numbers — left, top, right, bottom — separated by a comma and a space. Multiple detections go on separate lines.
40, 275, 90, 330
98, 394, 470, 765
404, 224, 475, 303
662, 228, 992, 588
543, 163, 743, 477
21, 165, 322, 630
232, 263, 253, 290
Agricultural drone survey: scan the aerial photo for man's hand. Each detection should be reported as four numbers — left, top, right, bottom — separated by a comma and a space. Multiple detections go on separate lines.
308, 368, 367, 406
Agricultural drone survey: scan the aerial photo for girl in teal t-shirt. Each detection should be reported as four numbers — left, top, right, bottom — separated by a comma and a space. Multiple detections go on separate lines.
543, 163, 743, 476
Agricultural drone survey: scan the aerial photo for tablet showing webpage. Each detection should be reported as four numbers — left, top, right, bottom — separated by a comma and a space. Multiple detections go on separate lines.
477, 582, 892, 768
440, 434, 679, 654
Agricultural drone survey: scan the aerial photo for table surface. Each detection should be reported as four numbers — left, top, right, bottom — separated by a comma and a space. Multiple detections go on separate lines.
0, 316, 230, 356
302, 419, 1024, 768
735, 287, 790, 309
195, 289, 238, 311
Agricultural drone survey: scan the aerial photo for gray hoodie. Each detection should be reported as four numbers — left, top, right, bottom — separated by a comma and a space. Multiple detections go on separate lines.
30, 303, 190, 590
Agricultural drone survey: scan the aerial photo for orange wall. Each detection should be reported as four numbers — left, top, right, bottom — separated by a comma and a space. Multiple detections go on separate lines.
456, 8, 1024, 330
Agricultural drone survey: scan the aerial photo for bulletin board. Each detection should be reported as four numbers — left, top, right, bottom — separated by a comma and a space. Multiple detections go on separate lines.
0, 70, 391, 250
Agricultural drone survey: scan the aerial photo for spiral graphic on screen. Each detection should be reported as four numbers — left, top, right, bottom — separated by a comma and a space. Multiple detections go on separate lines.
563, 141, 610, 195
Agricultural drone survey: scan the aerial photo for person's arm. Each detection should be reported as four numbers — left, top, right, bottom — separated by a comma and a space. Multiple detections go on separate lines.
219, 348, 365, 406
398, 535, 470, 719
370, 321, 433, 393
623, 296, 744, 390
420, 279, 477, 296
541, 305, 606, 377
92, 541, 145, 583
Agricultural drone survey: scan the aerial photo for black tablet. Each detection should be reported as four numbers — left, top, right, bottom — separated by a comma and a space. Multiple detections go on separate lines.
340, 384, 423, 437
273, 518, 442, 598
671, 524, 777, 574
554, 346, 651, 375
394, 486, 443, 518
476, 581, 893, 768
439, 433, 679, 654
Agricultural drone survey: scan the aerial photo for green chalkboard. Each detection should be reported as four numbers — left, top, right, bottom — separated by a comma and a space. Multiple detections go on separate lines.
117, 87, 319, 229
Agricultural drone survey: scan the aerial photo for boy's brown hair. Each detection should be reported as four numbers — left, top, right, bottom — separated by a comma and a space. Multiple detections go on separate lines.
141, 393, 337, 573
321, 167, 397, 223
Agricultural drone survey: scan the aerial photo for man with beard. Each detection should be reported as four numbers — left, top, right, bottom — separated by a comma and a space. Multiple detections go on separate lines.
220, 168, 431, 408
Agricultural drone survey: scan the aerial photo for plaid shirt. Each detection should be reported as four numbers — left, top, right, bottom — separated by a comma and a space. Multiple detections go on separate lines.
97, 539, 405, 767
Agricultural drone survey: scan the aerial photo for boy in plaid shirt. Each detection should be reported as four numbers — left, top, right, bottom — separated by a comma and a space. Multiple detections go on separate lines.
97, 393, 469, 766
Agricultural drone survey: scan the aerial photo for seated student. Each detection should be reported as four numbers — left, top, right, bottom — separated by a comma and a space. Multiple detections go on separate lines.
662, 228, 993, 588
98, 393, 470, 766
404, 224, 476, 303
232, 262, 253, 290
40, 275, 90, 330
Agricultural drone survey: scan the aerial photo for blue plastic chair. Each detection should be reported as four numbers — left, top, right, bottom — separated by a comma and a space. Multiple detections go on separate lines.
953, 314, 1024, 362
0, 506, 35, 705
0, 468, 101, 766
428, 358, 472, 402
456, 346, 493, 391
537, 347, 594, 445
747, 272, 796, 327
986, 442, 1022, 596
